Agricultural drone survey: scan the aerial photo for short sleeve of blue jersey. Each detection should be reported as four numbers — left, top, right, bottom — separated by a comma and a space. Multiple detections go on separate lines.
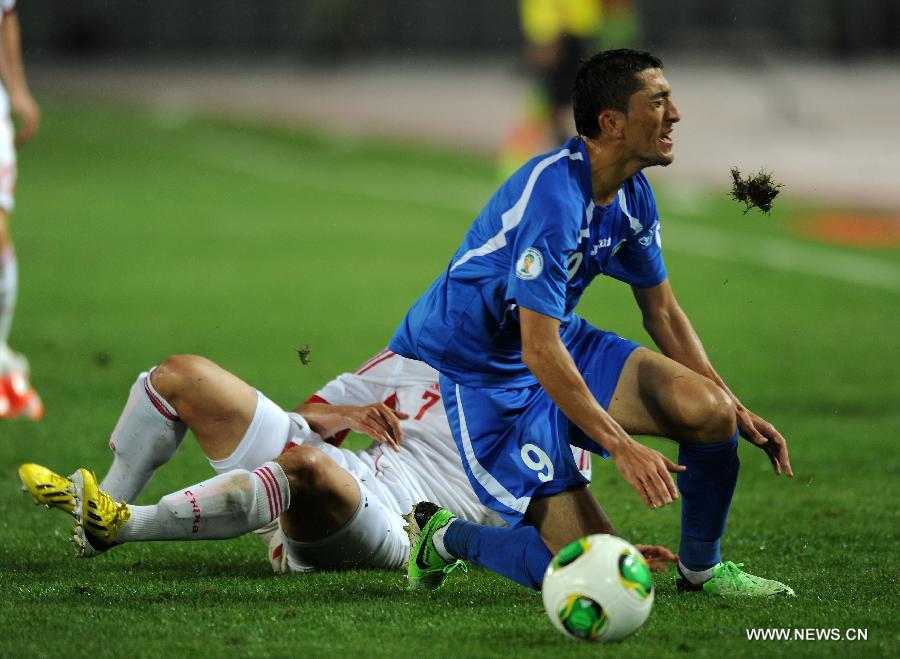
505, 186, 581, 320
604, 174, 668, 288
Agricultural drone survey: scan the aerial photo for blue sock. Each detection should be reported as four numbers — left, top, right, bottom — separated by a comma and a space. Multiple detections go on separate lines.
443, 520, 551, 590
677, 432, 740, 571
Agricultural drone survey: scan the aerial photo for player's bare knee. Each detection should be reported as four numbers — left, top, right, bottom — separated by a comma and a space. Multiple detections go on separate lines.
697, 387, 737, 443
151, 354, 210, 401
276, 445, 336, 498
678, 383, 736, 443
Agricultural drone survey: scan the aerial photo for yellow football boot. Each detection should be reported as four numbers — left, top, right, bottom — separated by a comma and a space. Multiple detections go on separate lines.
19, 463, 76, 514
69, 468, 131, 557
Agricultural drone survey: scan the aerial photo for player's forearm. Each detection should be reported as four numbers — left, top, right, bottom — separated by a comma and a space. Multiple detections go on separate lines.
644, 302, 737, 400
0, 13, 29, 97
635, 281, 741, 406
644, 302, 710, 373
522, 338, 631, 456
292, 403, 353, 438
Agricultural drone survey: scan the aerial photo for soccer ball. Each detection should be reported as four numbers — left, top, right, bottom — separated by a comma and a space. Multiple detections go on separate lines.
541, 534, 654, 643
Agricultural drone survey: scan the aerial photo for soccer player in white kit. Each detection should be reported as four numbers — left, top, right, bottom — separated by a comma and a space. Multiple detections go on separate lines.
0, 0, 42, 420
20, 349, 593, 573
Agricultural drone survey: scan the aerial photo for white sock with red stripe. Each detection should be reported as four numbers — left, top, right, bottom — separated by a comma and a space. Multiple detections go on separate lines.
118, 462, 291, 542
100, 370, 187, 502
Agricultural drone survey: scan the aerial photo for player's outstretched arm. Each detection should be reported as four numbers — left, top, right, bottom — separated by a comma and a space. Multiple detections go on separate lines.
0, 10, 40, 146
632, 279, 793, 477
519, 306, 685, 509
294, 402, 408, 452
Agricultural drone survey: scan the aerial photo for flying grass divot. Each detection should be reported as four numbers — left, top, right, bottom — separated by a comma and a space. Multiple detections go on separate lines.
296, 345, 312, 365
729, 167, 783, 214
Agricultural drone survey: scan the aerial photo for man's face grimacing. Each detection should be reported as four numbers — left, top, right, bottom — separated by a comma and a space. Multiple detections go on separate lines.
622, 68, 680, 167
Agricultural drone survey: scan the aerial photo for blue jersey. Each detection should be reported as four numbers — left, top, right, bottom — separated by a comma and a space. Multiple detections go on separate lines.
390, 137, 667, 388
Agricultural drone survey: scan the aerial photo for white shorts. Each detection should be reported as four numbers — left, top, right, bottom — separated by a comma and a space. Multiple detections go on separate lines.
211, 391, 410, 572
267, 471, 409, 573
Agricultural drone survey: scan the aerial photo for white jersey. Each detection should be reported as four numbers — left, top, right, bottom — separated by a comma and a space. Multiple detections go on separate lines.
298, 349, 591, 526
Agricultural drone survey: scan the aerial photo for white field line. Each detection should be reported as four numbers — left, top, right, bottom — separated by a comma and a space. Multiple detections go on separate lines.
660, 223, 900, 292
189, 130, 491, 214
190, 140, 900, 293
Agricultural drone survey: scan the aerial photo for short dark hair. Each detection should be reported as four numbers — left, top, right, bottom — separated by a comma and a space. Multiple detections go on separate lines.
573, 49, 663, 138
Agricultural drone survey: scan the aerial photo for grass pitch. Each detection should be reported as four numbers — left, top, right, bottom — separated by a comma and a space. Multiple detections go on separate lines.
1, 100, 898, 657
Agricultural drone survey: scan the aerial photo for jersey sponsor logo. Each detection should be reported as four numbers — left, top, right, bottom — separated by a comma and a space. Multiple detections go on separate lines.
590, 237, 612, 255
515, 247, 544, 280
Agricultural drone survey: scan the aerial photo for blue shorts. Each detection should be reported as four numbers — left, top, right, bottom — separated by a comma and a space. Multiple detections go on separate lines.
440, 319, 640, 528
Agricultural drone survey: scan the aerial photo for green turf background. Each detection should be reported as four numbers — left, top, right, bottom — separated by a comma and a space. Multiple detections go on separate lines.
1, 101, 897, 657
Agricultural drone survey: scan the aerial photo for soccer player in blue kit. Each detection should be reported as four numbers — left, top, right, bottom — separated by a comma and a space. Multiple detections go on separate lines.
390, 50, 795, 596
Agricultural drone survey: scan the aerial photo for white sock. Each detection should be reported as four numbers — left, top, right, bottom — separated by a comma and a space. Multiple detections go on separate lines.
99, 370, 187, 502
678, 561, 715, 584
0, 245, 17, 346
431, 522, 456, 562
119, 462, 290, 542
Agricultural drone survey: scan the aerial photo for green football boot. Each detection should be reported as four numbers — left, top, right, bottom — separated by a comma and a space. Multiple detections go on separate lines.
403, 501, 467, 590
676, 560, 795, 597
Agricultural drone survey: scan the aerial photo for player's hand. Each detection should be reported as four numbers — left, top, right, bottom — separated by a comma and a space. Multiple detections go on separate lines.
610, 438, 685, 510
11, 91, 40, 147
342, 403, 409, 453
633, 543, 678, 573
735, 405, 793, 477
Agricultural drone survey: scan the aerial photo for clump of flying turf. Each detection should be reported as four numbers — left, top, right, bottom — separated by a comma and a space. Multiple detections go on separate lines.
729, 167, 783, 214
296, 345, 312, 365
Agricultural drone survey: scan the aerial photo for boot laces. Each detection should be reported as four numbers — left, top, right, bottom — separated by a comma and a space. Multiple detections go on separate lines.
717, 561, 756, 589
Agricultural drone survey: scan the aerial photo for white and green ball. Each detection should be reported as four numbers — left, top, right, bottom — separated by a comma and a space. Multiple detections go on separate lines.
541, 534, 654, 643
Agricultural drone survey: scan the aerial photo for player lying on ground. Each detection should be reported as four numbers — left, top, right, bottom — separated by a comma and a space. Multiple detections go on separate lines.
390, 49, 794, 597
21, 351, 498, 570
20, 349, 674, 575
